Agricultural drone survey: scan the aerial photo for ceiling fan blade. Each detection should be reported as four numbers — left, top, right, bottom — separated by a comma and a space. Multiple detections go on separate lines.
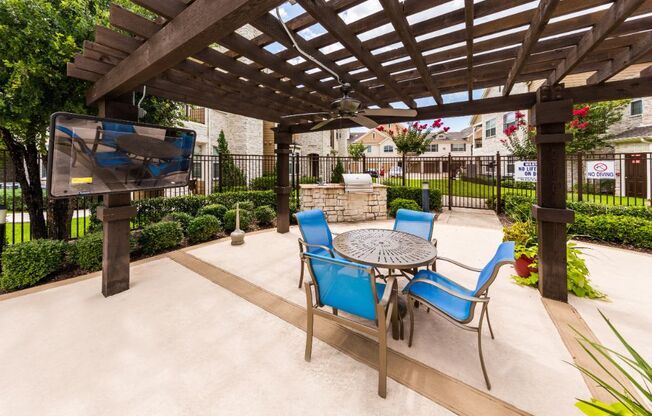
361, 108, 418, 117
311, 118, 336, 130
281, 112, 330, 119
350, 114, 378, 129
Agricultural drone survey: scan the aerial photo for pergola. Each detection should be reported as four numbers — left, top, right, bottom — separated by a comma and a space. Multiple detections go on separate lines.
67, 0, 652, 301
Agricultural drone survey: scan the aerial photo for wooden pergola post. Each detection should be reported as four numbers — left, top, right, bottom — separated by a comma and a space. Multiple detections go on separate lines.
531, 85, 575, 302
95, 97, 138, 297
275, 124, 292, 233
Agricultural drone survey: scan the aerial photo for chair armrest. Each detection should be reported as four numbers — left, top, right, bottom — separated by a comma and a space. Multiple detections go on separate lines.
298, 238, 336, 257
431, 238, 438, 248
407, 277, 489, 303
378, 276, 397, 308
436, 256, 482, 272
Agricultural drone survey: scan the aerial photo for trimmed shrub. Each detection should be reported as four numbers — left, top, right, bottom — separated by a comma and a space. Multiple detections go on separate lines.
1, 239, 67, 291
254, 205, 275, 226
389, 198, 421, 218
139, 221, 183, 255
207, 190, 276, 210
73, 232, 104, 272
165, 212, 194, 233
503, 194, 535, 221
567, 201, 652, 220
299, 176, 319, 184
233, 200, 254, 212
223, 209, 252, 232
250, 175, 276, 191
187, 215, 221, 243
570, 214, 652, 249
197, 204, 228, 221
386, 186, 442, 211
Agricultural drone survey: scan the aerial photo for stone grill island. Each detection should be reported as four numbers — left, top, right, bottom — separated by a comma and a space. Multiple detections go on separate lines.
299, 183, 387, 223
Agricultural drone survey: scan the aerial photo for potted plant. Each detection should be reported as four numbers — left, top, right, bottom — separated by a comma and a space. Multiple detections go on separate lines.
503, 220, 538, 278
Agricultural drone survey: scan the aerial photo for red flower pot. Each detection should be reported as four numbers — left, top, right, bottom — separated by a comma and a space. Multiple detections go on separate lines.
514, 255, 537, 278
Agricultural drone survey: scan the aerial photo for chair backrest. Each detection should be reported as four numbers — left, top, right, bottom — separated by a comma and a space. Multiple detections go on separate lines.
393, 209, 435, 241
175, 132, 194, 156
295, 209, 333, 251
56, 126, 92, 156
304, 253, 379, 320
473, 241, 515, 295
101, 122, 135, 147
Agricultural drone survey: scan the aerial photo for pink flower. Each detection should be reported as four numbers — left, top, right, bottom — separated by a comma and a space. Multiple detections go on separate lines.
432, 120, 442, 128
412, 122, 419, 128
577, 121, 589, 129
402, 128, 407, 133
515, 111, 525, 119
376, 125, 385, 131
443, 126, 450, 133
420, 124, 427, 130
573, 106, 590, 117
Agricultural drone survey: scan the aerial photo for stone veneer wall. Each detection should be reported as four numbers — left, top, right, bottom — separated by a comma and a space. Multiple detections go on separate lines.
299, 184, 387, 223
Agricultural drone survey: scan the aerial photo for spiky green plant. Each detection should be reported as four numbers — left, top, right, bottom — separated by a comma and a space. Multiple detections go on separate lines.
573, 311, 651, 416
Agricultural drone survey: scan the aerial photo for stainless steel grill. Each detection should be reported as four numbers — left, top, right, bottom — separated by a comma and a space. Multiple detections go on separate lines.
343, 173, 373, 193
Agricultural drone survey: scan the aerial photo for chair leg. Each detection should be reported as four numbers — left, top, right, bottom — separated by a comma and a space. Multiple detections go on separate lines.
485, 304, 495, 340
378, 319, 388, 398
391, 285, 399, 341
478, 304, 491, 390
304, 285, 314, 362
298, 260, 304, 289
407, 295, 415, 348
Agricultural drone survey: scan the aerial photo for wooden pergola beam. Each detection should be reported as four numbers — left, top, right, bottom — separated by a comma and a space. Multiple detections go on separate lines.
379, 0, 444, 105
463, 0, 474, 101
587, 31, 652, 84
503, 0, 561, 96
86, 0, 284, 104
547, 0, 646, 85
296, 0, 417, 108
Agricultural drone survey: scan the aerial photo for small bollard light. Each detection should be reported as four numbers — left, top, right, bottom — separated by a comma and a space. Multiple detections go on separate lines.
421, 181, 430, 212
0, 204, 6, 271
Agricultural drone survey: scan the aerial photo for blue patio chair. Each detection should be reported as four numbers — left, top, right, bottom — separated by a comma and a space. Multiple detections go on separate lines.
99, 121, 135, 148
55, 126, 132, 169
403, 241, 515, 390
302, 252, 399, 398
295, 209, 341, 289
393, 208, 437, 270
145, 132, 194, 180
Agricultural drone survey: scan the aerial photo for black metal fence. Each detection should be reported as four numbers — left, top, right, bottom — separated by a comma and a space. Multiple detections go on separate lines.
2, 151, 650, 244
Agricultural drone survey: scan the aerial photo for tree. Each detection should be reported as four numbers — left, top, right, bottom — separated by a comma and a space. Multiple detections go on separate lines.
380, 120, 448, 156
566, 100, 629, 154
216, 130, 246, 189
348, 142, 366, 160
501, 111, 536, 160
0, 0, 185, 239
330, 158, 344, 183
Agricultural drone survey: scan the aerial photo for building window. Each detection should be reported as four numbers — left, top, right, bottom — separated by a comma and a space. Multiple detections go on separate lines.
631, 100, 643, 116
485, 118, 496, 138
427, 144, 438, 152
451, 144, 466, 152
366, 145, 372, 153
383, 145, 394, 153
503, 112, 516, 130
507, 162, 515, 174
185, 105, 206, 124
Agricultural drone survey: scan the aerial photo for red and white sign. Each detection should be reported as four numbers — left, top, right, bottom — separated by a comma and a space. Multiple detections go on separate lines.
586, 160, 615, 179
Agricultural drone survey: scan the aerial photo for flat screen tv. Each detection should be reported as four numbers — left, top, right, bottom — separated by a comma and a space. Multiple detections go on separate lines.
47, 112, 196, 198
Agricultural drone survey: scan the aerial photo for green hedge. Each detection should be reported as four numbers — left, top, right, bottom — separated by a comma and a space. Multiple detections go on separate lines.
388, 198, 421, 217
139, 221, 183, 255
503, 194, 535, 221
197, 204, 228, 221
254, 205, 275, 225
73, 232, 103, 272
208, 190, 276, 210
250, 175, 276, 191
164, 212, 193, 233
223, 209, 251, 232
188, 215, 221, 243
1, 239, 68, 291
567, 201, 652, 220
570, 214, 652, 249
386, 186, 442, 211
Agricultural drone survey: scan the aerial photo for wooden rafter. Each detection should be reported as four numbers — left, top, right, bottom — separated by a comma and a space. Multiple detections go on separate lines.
463, 0, 474, 101
295, 0, 418, 108
86, 0, 284, 104
587, 31, 652, 84
547, 0, 647, 85
503, 0, 561, 96
379, 0, 443, 105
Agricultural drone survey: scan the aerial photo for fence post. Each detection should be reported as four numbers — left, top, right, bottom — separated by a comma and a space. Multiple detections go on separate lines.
362, 154, 367, 173
447, 153, 452, 210
496, 152, 502, 214
401, 153, 406, 186
218, 152, 223, 193
577, 152, 583, 202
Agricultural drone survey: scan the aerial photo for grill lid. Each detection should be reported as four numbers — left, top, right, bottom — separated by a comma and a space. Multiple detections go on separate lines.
343, 173, 373, 192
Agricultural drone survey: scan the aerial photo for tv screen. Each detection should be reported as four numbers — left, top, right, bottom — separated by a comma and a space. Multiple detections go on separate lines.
47, 112, 196, 198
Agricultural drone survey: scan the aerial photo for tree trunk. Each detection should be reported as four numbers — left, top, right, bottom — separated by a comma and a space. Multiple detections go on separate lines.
0, 128, 48, 239
47, 197, 73, 241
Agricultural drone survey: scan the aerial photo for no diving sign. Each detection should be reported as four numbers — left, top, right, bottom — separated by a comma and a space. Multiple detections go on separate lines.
586, 161, 615, 179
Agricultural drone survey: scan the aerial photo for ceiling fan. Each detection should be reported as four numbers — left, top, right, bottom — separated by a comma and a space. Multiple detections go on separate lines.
274, 7, 417, 131
281, 83, 417, 130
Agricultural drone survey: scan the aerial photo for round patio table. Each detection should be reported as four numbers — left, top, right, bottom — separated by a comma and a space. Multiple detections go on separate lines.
116, 134, 182, 160
333, 229, 437, 270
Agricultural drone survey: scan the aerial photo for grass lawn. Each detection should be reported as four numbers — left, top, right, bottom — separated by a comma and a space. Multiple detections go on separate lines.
381, 178, 649, 207
5, 217, 92, 244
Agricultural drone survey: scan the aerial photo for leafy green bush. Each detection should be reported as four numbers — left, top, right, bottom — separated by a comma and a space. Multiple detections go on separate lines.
290, 199, 299, 224
388, 198, 421, 217
330, 158, 345, 183
233, 200, 254, 212
386, 186, 442, 211
299, 176, 319, 184
139, 221, 183, 255
254, 205, 275, 226
1, 239, 68, 291
250, 174, 276, 191
187, 215, 221, 243
73, 232, 103, 272
208, 190, 276, 210
165, 212, 193, 233
503, 194, 535, 221
223, 209, 252, 232
570, 214, 652, 249
197, 204, 228, 221
567, 201, 652, 220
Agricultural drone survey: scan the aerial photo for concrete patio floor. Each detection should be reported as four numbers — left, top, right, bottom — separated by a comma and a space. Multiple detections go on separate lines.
1, 208, 650, 415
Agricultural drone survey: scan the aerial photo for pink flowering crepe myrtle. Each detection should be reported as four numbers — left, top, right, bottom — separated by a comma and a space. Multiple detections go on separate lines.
376, 119, 448, 155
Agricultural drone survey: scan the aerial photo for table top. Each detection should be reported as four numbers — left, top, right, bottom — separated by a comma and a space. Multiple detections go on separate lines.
116, 134, 182, 159
333, 229, 437, 269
